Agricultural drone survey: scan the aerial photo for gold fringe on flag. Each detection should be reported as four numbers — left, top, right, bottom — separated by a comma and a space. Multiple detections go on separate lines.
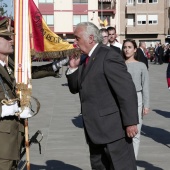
31, 48, 81, 59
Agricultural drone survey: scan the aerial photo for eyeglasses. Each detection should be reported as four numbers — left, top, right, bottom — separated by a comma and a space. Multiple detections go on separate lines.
108, 34, 115, 36
103, 36, 108, 38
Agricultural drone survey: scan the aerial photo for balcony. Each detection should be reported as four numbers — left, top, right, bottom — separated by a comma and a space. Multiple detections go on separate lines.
98, 0, 116, 14
126, 2, 160, 14
126, 24, 160, 34
126, 3, 136, 14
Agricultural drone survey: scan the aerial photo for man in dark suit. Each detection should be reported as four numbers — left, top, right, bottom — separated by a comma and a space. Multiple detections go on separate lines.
137, 42, 149, 69
66, 22, 138, 170
158, 42, 164, 64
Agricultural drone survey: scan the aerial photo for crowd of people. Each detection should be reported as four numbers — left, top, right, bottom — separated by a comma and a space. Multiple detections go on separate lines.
147, 42, 170, 64
0, 16, 169, 170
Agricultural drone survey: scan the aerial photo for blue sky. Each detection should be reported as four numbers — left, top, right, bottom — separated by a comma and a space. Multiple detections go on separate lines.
3, 0, 14, 17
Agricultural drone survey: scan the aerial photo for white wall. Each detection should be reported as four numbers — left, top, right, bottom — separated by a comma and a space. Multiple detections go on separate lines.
54, 0, 73, 32
54, 12, 73, 32
54, 0, 72, 10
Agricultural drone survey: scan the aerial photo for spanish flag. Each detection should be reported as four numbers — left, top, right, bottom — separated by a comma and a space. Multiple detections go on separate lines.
98, 17, 104, 25
29, 0, 75, 58
103, 18, 108, 27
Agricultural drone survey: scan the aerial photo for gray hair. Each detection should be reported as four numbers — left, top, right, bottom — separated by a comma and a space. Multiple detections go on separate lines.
76, 22, 103, 43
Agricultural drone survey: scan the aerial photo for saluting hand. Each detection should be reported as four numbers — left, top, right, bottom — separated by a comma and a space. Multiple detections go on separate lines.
126, 125, 138, 138
69, 54, 80, 69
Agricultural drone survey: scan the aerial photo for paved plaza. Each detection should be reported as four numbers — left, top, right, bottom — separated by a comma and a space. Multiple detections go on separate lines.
19, 62, 170, 170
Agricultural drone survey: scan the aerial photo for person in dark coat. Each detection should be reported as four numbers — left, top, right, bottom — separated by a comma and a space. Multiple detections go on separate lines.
164, 43, 170, 63
136, 42, 149, 69
166, 62, 170, 90
158, 43, 164, 64
66, 22, 138, 170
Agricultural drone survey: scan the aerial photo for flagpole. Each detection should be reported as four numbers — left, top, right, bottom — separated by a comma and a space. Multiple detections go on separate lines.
101, 0, 103, 21
14, 1, 31, 169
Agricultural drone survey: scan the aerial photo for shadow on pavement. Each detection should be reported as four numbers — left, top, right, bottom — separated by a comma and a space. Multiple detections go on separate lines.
137, 160, 163, 170
71, 114, 84, 128
19, 160, 83, 170
61, 83, 68, 86
141, 124, 170, 148
152, 109, 170, 118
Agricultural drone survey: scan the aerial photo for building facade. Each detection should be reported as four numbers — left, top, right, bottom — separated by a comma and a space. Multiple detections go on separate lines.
34, 0, 170, 46
33, 0, 116, 42
118, 0, 170, 46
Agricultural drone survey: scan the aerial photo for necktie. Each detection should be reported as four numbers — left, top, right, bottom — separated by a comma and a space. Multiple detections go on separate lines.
85, 56, 90, 65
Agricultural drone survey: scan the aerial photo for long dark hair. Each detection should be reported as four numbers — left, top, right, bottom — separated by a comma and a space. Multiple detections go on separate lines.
122, 39, 138, 60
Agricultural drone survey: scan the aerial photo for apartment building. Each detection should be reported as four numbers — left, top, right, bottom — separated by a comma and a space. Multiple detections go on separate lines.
33, 0, 116, 42
34, 0, 170, 46
117, 0, 170, 46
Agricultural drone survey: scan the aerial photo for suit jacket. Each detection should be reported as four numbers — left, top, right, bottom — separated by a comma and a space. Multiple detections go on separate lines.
67, 43, 138, 144
167, 62, 170, 88
137, 48, 149, 69
110, 44, 121, 54
0, 56, 57, 160
158, 46, 164, 57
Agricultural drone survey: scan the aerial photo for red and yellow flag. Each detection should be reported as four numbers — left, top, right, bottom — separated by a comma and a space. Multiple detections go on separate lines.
29, 0, 74, 54
103, 18, 108, 27
98, 17, 104, 25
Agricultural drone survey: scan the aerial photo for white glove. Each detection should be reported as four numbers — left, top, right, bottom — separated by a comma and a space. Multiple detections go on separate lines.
52, 57, 69, 72
1, 102, 19, 118
19, 107, 33, 119
168, 87, 170, 90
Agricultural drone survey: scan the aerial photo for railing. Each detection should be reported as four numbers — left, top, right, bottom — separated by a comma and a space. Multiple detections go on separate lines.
126, 1, 136, 6
98, 3, 115, 10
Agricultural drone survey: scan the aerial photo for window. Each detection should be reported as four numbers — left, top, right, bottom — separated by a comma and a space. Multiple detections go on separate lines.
148, 15, 158, 24
73, 0, 88, 3
137, 15, 146, 25
138, 0, 146, 3
42, 15, 54, 25
73, 15, 88, 25
39, 0, 53, 3
127, 14, 135, 26
127, 0, 135, 5
149, 0, 158, 3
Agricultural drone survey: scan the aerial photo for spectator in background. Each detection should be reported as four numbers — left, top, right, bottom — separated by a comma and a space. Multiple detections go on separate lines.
148, 44, 155, 62
99, 28, 121, 54
99, 28, 109, 45
166, 62, 170, 90
107, 26, 122, 50
158, 42, 164, 64
164, 43, 170, 63
122, 39, 149, 159
154, 42, 159, 64
154, 42, 163, 65
137, 42, 149, 69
